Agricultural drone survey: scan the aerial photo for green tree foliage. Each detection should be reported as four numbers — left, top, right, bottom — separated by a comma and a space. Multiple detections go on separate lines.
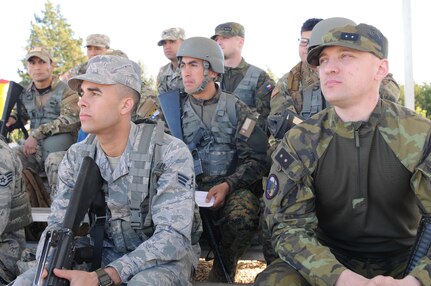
18, 0, 86, 82
400, 82, 431, 119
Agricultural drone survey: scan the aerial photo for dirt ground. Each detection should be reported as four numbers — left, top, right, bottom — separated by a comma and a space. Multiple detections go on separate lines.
192, 259, 267, 284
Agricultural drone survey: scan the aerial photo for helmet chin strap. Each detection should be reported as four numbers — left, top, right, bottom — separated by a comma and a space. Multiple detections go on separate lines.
189, 61, 213, 95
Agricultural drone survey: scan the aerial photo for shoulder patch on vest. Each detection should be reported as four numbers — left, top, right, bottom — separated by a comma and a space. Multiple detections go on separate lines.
0, 171, 13, 188
265, 174, 279, 200
274, 147, 294, 170
239, 117, 256, 138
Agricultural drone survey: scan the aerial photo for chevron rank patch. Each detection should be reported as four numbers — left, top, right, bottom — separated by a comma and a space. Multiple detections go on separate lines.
0, 171, 13, 188
177, 172, 192, 189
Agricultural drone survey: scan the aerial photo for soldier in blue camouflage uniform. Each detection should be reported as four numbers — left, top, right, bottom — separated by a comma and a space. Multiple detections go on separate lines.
211, 22, 275, 131
177, 37, 269, 282
14, 55, 201, 286
0, 139, 32, 285
6, 47, 80, 196
156, 28, 185, 94
256, 23, 431, 286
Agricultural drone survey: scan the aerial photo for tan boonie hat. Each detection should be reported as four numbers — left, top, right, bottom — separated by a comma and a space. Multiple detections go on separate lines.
26, 47, 52, 63
86, 34, 110, 48
211, 22, 245, 40
157, 28, 185, 46
307, 23, 388, 66
68, 55, 141, 94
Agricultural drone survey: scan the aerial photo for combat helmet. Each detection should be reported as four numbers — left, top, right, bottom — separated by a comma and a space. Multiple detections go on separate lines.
308, 17, 356, 52
177, 37, 224, 74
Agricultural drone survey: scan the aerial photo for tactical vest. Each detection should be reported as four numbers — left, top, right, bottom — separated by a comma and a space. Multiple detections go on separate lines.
22, 81, 67, 129
233, 65, 262, 108
300, 83, 324, 120
182, 93, 238, 177
4, 170, 32, 233
80, 121, 163, 234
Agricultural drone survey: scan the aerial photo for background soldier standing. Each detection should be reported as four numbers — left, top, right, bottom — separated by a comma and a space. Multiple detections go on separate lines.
211, 22, 275, 131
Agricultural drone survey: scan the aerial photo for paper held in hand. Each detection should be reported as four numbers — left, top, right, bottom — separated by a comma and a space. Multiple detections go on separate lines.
195, 191, 215, 208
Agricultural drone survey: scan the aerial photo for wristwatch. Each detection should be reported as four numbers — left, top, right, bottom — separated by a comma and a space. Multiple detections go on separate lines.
95, 268, 114, 286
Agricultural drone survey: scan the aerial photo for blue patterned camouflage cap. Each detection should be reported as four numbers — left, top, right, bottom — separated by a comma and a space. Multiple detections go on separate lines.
26, 46, 52, 63
157, 28, 186, 46
307, 23, 388, 66
86, 34, 110, 48
68, 55, 142, 93
211, 22, 245, 40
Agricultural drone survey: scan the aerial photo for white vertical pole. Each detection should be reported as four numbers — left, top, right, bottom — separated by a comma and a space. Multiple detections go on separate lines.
403, 0, 415, 110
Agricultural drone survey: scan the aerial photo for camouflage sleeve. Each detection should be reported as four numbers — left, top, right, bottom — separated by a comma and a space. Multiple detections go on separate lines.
264, 139, 346, 285
270, 73, 298, 116
409, 141, 431, 284
255, 71, 275, 126
379, 73, 400, 103
156, 66, 165, 94
224, 100, 269, 191
108, 134, 197, 282
0, 142, 17, 234
31, 85, 80, 140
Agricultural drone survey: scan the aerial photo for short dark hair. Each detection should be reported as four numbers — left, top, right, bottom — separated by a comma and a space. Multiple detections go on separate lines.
301, 18, 323, 33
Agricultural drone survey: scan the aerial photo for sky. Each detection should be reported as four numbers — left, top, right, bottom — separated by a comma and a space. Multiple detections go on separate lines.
0, 0, 429, 86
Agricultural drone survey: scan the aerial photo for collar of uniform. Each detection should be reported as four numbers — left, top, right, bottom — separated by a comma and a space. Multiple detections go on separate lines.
189, 85, 221, 106
224, 57, 248, 72
329, 101, 382, 139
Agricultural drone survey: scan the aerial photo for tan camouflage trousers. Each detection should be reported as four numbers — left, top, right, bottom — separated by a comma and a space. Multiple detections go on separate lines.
204, 188, 260, 282
254, 250, 409, 285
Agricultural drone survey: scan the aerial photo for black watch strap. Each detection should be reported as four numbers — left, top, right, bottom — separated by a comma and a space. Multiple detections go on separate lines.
95, 268, 114, 286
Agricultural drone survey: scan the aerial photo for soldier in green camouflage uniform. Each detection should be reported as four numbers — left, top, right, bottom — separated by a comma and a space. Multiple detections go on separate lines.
211, 22, 275, 131
0, 139, 32, 285
256, 23, 431, 286
156, 28, 185, 94
61, 34, 110, 82
6, 47, 80, 197
177, 37, 269, 282
270, 18, 400, 122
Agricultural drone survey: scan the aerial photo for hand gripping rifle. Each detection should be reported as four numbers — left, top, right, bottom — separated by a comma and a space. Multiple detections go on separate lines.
33, 156, 105, 286
0, 81, 28, 141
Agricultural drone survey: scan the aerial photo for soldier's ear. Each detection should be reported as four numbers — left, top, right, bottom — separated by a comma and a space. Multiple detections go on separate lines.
120, 96, 135, 115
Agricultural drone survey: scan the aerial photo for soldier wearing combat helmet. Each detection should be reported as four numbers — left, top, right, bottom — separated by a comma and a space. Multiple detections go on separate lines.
177, 37, 269, 282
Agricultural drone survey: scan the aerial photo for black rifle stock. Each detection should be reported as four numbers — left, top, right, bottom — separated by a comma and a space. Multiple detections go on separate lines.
403, 216, 431, 276
34, 156, 104, 286
267, 108, 303, 140
0, 81, 28, 141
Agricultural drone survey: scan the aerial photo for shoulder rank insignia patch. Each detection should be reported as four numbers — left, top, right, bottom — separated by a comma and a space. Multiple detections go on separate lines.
274, 147, 294, 170
265, 174, 279, 200
0, 171, 13, 188
239, 117, 256, 138
177, 172, 192, 189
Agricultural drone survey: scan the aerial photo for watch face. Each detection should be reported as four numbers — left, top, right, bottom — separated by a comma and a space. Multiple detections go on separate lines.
96, 268, 114, 286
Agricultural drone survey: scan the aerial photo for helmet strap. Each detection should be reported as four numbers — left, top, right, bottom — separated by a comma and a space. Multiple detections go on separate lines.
190, 61, 212, 94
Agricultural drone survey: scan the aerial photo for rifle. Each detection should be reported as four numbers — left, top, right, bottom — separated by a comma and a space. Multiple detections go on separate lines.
403, 216, 431, 276
267, 108, 303, 140
34, 156, 105, 286
0, 81, 28, 141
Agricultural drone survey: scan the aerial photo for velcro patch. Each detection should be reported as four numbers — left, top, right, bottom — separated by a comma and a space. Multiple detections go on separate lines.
340, 32, 359, 41
0, 171, 13, 188
274, 148, 294, 170
239, 117, 256, 138
265, 174, 279, 200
